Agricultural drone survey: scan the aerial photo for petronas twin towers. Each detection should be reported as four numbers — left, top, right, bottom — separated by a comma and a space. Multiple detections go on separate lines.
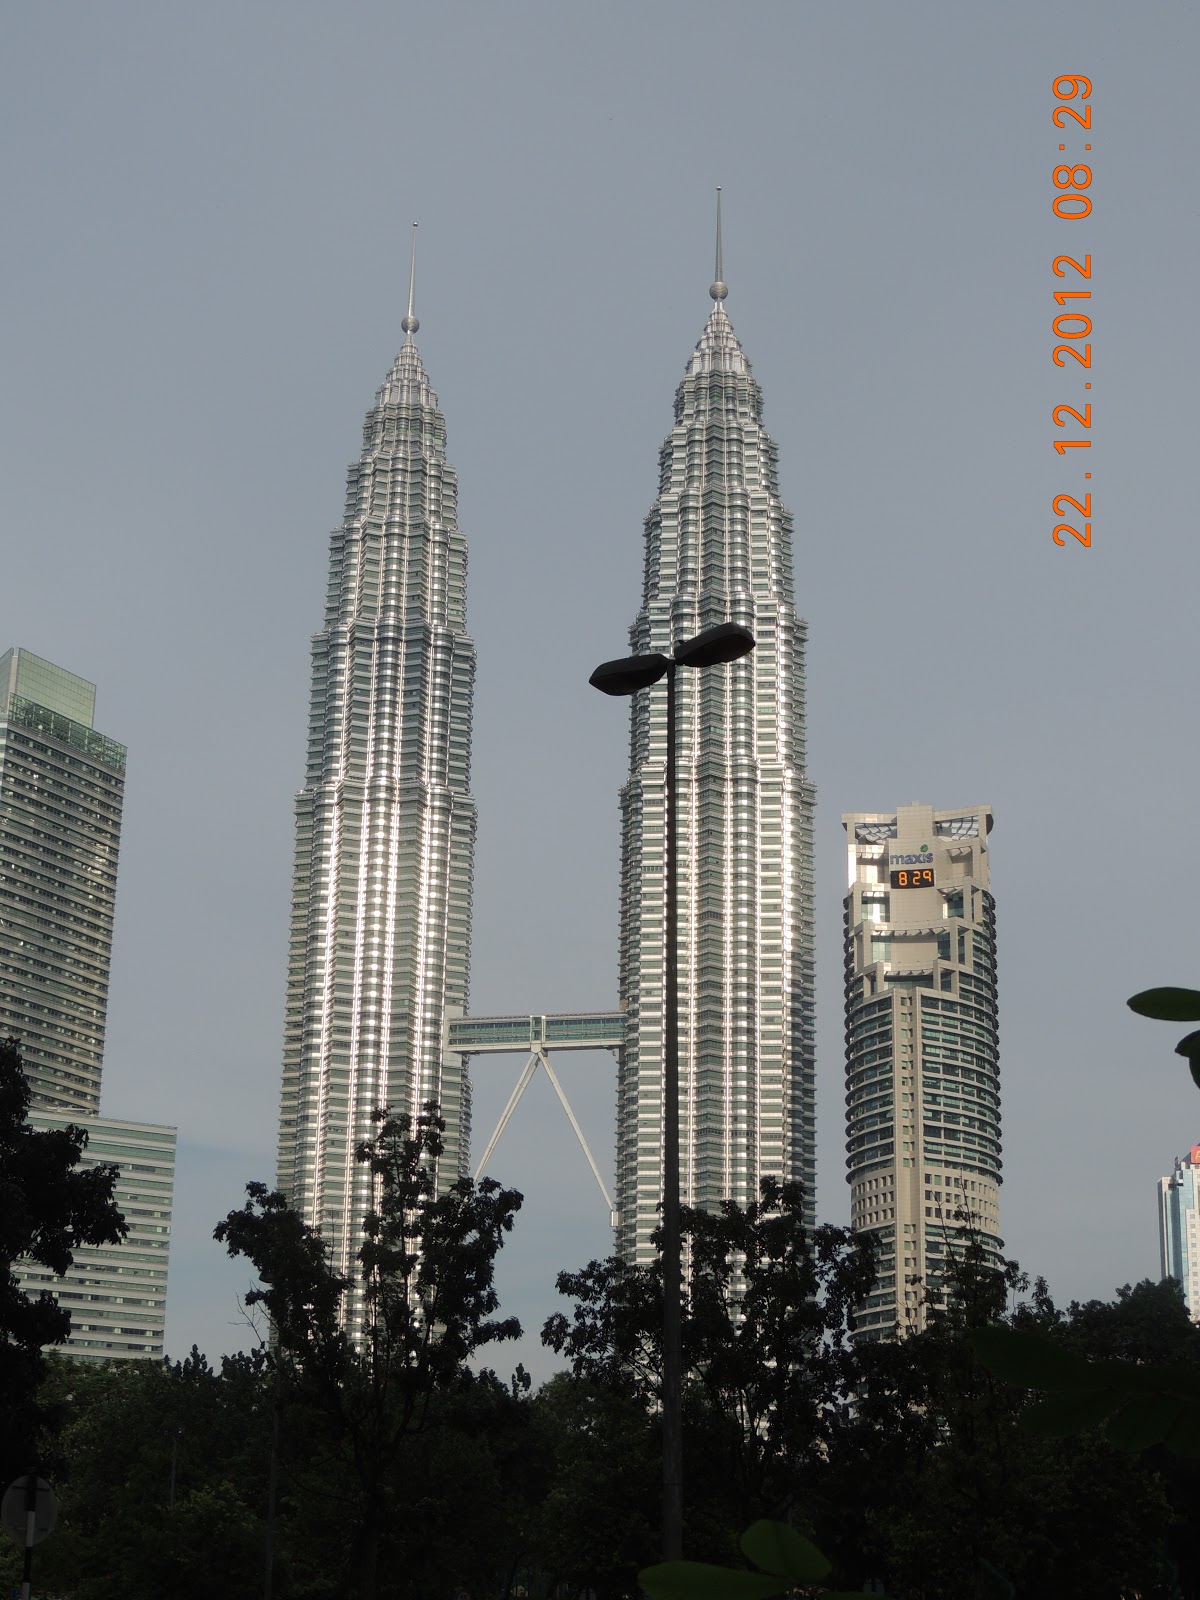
617, 268, 815, 1260
276, 217, 815, 1298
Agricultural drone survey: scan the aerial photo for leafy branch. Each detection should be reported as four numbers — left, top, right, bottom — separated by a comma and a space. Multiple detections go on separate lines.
967, 986, 1200, 1459
639, 1519, 888, 1600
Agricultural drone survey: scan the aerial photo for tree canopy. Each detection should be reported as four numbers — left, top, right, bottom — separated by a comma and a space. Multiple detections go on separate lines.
0, 1035, 127, 1483
214, 1101, 524, 1599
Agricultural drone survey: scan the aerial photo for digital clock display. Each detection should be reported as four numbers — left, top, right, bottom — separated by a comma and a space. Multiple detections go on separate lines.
890, 868, 935, 889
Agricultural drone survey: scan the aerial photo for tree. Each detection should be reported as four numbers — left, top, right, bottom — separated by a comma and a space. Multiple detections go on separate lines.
543, 1180, 877, 1541
16, 1349, 273, 1600
526, 1371, 662, 1600
215, 1101, 523, 1600
0, 1035, 127, 1482
820, 1251, 1185, 1600
952, 984, 1200, 1597
545, 1189, 1188, 1599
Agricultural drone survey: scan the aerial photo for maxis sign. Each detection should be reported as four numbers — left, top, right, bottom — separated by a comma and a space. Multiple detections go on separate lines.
889, 845, 935, 890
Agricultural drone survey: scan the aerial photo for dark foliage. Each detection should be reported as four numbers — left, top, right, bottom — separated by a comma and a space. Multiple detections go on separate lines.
543, 1180, 878, 1579
7, 1057, 1199, 1599
0, 1035, 126, 1482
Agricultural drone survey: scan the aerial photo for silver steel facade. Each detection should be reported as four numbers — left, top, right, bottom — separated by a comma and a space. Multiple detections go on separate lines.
616, 283, 816, 1264
842, 803, 1002, 1338
277, 322, 476, 1319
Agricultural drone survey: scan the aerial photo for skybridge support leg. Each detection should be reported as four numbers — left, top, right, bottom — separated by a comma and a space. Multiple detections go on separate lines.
474, 1051, 539, 1180
471, 1047, 614, 1221
538, 1049, 613, 1214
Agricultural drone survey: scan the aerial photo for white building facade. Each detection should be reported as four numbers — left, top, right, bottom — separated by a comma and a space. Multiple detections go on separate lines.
1158, 1146, 1200, 1319
19, 1111, 176, 1362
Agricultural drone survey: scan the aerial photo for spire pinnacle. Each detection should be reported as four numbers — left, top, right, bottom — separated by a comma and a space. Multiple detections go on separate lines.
401, 222, 420, 338
709, 187, 728, 302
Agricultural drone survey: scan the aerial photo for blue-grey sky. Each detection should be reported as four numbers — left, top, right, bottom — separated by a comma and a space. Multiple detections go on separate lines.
4, 2, 1197, 1381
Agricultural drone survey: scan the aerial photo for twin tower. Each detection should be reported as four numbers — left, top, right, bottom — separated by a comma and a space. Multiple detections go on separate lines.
276, 222, 814, 1322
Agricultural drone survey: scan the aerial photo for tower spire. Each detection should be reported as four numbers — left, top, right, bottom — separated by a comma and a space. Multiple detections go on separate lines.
402, 222, 420, 339
709, 187, 728, 302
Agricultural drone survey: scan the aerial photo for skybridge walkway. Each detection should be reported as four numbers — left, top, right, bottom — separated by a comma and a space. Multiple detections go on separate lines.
447, 1011, 625, 1221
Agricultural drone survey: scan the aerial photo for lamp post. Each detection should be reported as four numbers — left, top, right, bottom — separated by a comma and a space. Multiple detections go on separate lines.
589, 619, 756, 1561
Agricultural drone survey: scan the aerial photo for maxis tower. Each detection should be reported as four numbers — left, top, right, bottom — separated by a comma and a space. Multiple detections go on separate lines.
277, 241, 477, 1328
615, 227, 816, 1263
842, 802, 1003, 1339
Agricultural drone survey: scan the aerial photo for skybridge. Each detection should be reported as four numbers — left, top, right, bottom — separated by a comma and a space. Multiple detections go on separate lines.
447, 1011, 625, 1221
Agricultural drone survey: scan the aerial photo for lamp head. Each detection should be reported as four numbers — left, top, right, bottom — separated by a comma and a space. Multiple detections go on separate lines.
673, 622, 756, 670
588, 653, 671, 697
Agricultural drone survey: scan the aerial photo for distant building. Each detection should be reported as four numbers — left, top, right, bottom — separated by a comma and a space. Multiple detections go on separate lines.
20, 1112, 176, 1361
0, 647, 125, 1114
842, 802, 1003, 1339
2, 647, 176, 1361
1158, 1146, 1200, 1319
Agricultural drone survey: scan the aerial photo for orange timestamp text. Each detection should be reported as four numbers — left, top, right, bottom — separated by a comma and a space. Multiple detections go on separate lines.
1050, 74, 1093, 549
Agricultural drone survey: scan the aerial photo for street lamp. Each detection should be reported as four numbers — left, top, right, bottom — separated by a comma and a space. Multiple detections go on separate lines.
589, 619, 756, 1561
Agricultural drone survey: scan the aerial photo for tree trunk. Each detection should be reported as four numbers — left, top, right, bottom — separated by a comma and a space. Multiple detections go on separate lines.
353, 1502, 381, 1600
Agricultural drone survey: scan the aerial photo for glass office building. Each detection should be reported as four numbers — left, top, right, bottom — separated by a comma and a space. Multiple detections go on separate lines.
277, 296, 477, 1327
615, 261, 816, 1264
0, 648, 126, 1114
842, 802, 1003, 1338
1158, 1146, 1200, 1319
18, 1112, 176, 1362
2, 648, 177, 1361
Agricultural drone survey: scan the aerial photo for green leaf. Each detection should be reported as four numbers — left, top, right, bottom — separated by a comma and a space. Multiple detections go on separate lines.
740, 1521, 832, 1583
1107, 1360, 1200, 1401
1128, 987, 1200, 1021
970, 1326, 1101, 1391
1020, 1388, 1123, 1437
1174, 1031, 1200, 1091
638, 1561, 792, 1600
1105, 1391, 1181, 1452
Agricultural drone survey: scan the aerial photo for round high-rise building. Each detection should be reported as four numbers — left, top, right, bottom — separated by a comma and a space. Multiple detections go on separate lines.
842, 802, 1003, 1339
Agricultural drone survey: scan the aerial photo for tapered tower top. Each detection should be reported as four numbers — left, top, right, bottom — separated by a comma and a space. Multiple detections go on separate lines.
376, 224, 436, 409
685, 190, 752, 384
